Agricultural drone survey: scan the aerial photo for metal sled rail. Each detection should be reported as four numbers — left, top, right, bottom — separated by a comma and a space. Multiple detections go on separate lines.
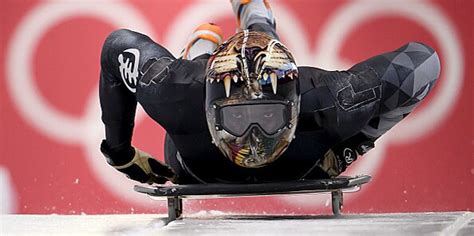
134, 175, 371, 221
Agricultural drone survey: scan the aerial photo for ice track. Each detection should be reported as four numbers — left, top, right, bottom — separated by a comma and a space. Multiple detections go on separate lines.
1, 212, 473, 235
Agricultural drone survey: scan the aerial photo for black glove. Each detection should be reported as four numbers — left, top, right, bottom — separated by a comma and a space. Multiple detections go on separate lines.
318, 133, 375, 177
100, 140, 176, 184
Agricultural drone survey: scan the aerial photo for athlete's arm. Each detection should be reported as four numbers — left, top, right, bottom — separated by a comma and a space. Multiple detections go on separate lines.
299, 42, 439, 177
99, 29, 176, 183
99, 30, 136, 149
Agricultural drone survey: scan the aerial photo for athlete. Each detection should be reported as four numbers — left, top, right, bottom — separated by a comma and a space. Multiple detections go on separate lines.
99, 0, 440, 184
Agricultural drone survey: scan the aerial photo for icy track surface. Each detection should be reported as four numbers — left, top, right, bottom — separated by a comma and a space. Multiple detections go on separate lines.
1, 212, 473, 235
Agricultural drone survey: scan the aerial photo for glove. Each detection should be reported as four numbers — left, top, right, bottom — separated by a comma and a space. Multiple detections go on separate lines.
318, 146, 357, 178
318, 135, 375, 178
100, 140, 176, 184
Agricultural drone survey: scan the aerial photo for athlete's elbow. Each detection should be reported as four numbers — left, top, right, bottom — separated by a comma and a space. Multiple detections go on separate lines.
102, 29, 132, 52
106, 29, 135, 41
407, 41, 441, 84
100, 29, 132, 68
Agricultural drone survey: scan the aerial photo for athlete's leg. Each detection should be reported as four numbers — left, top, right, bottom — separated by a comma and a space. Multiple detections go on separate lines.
181, 23, 223, 60
231, 0, 278, 39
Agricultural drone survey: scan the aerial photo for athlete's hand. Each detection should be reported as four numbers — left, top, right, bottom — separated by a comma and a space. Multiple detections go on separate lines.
318, 147, 357, 178
318, 134, 375, 178
100, 140, 176, 184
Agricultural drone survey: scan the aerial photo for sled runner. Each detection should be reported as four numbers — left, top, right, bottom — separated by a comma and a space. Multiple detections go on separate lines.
134, 175, 371, 221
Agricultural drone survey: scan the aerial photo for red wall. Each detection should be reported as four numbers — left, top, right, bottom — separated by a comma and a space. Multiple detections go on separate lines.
1, 0, 472, 214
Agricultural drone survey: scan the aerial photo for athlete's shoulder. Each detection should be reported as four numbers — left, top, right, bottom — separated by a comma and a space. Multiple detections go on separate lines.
297, 66, 344, 94
104, 29, 150, 43
101, 29, 152, 54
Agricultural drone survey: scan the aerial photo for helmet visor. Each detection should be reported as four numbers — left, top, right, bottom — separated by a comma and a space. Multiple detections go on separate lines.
219, 103, 289, 137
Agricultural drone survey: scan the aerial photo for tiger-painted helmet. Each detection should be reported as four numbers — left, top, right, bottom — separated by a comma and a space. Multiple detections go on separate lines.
205, 30, 300, 168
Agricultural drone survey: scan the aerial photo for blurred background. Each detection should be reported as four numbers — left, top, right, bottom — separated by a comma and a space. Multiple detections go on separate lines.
0, 0, 472, 215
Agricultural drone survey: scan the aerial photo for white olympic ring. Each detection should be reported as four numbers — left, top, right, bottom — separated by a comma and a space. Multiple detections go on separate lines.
281, 0, 463, 207
5, 0, 463, 210
6, 1, 163, 208
315, 0, 463, 143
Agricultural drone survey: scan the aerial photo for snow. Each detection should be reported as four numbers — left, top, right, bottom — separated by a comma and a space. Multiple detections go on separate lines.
0, 214, 165, 236
0, 167, 16, 214
1, 212, 473, 235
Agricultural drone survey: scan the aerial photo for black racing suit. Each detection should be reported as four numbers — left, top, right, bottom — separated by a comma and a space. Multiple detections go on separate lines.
99, 23, 440, 184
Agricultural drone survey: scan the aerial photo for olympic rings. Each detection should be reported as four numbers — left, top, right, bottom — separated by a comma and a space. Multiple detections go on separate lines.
5, 0, 463, 209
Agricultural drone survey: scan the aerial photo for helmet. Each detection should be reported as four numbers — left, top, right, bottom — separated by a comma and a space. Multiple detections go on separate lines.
205, 30, 300, 168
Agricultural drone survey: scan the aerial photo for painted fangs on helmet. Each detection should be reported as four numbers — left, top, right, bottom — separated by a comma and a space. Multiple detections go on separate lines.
270, 72, 277, 94
224, 75, 231, 97
205, 31, 301, 169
